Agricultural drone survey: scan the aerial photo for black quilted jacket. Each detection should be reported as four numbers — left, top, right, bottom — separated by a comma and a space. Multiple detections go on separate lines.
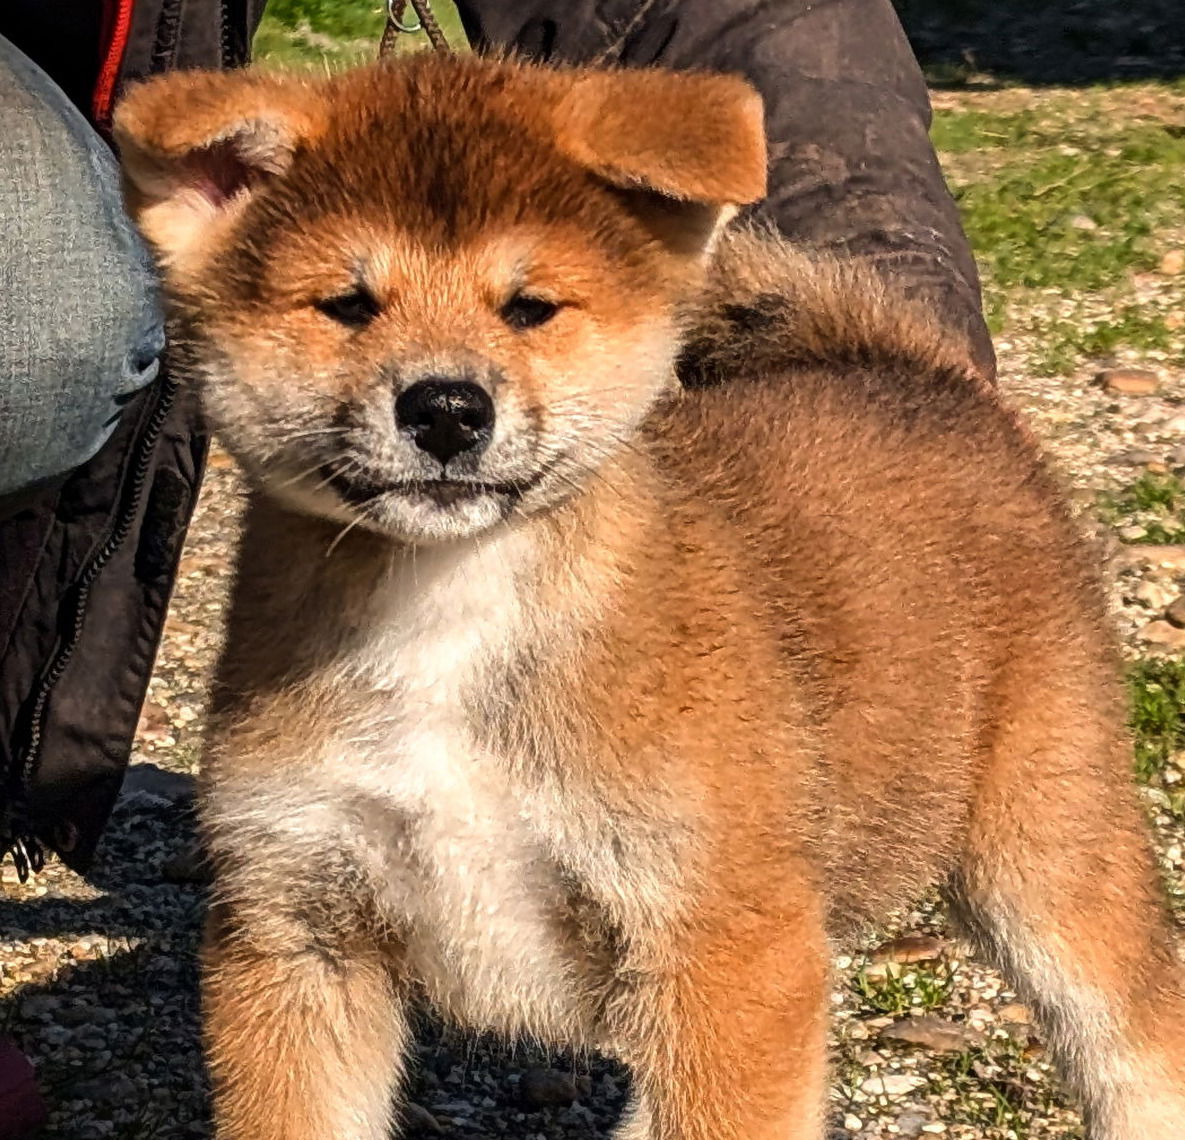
0, 0, 265, 874
0, 0, 990, 874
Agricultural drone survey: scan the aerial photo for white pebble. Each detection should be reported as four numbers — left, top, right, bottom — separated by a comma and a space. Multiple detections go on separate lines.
861, 1074, 926, 1097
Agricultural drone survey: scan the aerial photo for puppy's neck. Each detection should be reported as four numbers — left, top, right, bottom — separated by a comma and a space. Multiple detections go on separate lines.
218, 448, 660, 705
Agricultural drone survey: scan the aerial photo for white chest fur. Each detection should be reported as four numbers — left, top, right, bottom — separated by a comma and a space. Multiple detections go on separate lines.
209, 528, 598, 1040
338, 533, 589, 1032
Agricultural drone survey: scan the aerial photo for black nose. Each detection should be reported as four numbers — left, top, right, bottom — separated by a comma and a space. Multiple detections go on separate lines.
394, 380, 494, 466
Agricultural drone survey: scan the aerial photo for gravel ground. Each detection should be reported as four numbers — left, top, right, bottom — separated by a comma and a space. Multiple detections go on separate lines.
4, 98, 1185, 1140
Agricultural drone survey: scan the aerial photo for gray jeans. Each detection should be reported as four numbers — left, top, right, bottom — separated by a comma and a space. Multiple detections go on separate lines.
0, 34, 163, 499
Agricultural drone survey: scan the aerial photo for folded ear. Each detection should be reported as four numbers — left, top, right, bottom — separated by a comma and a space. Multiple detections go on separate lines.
552, 69, 766, 255
114, 71, 325, 271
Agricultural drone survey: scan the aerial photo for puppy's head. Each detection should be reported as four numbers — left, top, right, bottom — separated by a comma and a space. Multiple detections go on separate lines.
116, 55, 765, 544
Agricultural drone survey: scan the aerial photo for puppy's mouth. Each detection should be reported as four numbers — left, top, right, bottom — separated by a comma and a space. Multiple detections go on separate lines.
320, 466, 541, 508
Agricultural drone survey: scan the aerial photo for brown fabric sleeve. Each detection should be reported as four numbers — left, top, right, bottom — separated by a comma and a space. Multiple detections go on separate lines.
454, 0, 995, 380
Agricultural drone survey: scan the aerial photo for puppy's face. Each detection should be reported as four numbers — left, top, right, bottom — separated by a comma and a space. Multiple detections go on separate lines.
116, 57, 765, 544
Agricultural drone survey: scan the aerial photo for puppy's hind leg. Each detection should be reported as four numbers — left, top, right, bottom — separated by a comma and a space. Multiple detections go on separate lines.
607, 885, 832, 1140
948, 663, 1185, 1140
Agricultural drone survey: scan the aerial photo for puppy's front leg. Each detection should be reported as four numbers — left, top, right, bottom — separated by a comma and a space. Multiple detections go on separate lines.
612, 896, 831, 1140
203, 906, 407, 1140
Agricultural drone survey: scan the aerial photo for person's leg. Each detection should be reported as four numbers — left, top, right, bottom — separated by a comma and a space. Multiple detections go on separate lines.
0, 32, 164, 501
0, 32, 187, 873
453, 0, 995, 381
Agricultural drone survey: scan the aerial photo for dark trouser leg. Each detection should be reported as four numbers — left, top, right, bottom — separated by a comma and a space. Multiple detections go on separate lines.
0, 34, 202, 871
454, 0, 995, 381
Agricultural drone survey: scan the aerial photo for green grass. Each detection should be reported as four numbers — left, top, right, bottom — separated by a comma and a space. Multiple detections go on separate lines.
927, 1038, 1066, 1139
933, 98, 1185, 374
942, 123, 1185, 293
929, 109, 1043, 154
850, 960, 959, 1016
1115, 472, 1185, 514
1128, 658, 1185, 788
1098, 473, 1185, 545
1032, 307, 1177, 377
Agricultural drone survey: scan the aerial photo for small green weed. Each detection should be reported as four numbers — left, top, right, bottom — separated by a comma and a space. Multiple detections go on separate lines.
1098, 473, 1185, 545
1119, 473, 1185, 514
1032, 307, 1178, 377
1128, 658, 1185, 787
929, 1038, 1065, 1139
850, 960, 958, 1015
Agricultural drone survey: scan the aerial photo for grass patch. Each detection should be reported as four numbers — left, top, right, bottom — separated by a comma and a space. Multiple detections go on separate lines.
1031, 306, 1178, 376
933, 102, 1185, 356
928, 1039, 1065, 1139
948, 124, 1185, 293
253, 0, 384, 67
931, 91, 1185, 373
1128, 658, 1185, 784
1112, 472, 1184, 514
850, 960, 958, 1016
930, 109, 1042, 154
1098, 473, 1185, 545
932, 99, 1185, 372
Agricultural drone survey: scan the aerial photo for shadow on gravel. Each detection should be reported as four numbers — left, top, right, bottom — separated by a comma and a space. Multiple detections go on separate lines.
0, 792, 210, 1137
0, 785, 630, 1138
894, 0, 1185, 85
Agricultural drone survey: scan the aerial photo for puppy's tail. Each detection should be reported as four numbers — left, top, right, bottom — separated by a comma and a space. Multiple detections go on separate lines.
679, 225, 985, 390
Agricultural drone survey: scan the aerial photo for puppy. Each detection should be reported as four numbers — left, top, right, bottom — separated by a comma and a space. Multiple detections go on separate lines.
115, 53, 1185, 1140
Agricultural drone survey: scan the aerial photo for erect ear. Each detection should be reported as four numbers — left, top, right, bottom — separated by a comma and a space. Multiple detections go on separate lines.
551, 69, 766, 256
114, 70, 325, 272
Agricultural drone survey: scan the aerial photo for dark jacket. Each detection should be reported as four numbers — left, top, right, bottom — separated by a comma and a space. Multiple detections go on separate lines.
0, 0, 265, 874
454, 0, 995, 379
0, 0, 989, 875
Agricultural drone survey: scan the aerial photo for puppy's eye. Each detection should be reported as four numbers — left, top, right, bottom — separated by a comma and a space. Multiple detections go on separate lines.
315, 289, 381, 329
501, 294, 559, 331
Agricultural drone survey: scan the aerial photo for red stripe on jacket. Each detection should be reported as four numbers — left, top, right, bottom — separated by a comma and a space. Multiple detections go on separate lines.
93, 0, 136, 131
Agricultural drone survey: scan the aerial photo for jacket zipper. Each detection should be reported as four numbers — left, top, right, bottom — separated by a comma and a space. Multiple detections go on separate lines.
221, 0, 233, 66
1, 375, 178, 880
3, 0, 244, 876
